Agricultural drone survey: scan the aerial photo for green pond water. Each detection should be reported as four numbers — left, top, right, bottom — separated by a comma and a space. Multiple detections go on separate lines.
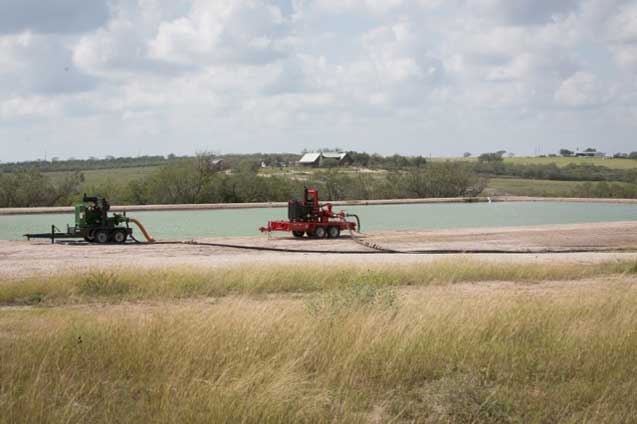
1, 202, 636, 241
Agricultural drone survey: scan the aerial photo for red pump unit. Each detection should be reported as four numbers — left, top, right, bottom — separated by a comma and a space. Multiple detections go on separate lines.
259, 188, 359, 238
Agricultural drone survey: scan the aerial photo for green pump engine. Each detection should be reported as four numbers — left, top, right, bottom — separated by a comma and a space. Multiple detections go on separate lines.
24, 194, 154, 244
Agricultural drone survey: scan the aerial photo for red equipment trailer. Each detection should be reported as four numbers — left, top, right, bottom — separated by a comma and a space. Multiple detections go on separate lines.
259, 188, 359, 238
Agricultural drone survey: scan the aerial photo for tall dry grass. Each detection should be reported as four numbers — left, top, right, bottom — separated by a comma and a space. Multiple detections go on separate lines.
2, 259, 637, 306
1, 277, 637, 423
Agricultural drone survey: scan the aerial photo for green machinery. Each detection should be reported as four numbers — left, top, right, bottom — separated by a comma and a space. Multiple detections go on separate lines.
24, 194, 154, 244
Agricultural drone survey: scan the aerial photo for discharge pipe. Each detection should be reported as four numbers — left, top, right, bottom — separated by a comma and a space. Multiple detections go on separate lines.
128, 218, 155, 242
346, 214, 361, 232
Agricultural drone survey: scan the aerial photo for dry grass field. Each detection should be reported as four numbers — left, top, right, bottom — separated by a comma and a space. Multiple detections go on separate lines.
2, 261, 637, 423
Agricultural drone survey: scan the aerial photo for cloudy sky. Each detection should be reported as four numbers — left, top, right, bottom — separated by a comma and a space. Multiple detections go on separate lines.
0, 0, 636, 161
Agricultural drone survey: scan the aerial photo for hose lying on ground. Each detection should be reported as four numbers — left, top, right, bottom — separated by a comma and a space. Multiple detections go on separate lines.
58, 237, 637, 255
181, 240, 637, 255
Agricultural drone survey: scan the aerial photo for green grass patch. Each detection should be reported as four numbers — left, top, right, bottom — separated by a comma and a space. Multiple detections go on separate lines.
432, 156, 637, 170
2, 260, 637, 306
505, 156, 637, 169
486, 178, 592, 197
44, 166, 160, 186
485, 177, 637, 197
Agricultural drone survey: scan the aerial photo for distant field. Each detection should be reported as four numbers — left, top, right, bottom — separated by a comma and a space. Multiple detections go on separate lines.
485, 178, 585, 197
432, 156, 637, 169
505, 156, 637, 169
485, 177, 636, 197
44, 166, 160, 186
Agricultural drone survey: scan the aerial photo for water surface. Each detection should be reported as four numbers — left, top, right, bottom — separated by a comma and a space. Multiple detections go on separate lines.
1, 202, 636, 241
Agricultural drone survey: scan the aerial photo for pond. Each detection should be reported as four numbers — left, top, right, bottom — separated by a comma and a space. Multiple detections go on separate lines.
1, 201, 636, 241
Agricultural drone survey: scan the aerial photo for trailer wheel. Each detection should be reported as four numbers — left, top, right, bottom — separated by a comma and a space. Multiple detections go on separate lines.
94, 230, 110, 244
112, 229, 127, 244
314, 226, 327, 238
328, 226, 340, 239
292, 231, 305, 238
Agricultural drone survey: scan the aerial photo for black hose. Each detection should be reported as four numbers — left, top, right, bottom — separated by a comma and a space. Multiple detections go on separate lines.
133, 239, 379, 254
121, 239, 637, 255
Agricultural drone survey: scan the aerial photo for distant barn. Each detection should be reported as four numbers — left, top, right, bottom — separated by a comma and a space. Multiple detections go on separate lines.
321, 152, 353, 166
298, 152, 353, 167
574, 152, 606, 158
298, 152, 322, 167
208, 158, 224, 169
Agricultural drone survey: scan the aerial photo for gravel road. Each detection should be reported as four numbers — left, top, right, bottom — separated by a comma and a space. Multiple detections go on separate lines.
3, 221, 637, 280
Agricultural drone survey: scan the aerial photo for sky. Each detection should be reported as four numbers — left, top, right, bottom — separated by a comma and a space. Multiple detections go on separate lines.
0, 0, 636, 161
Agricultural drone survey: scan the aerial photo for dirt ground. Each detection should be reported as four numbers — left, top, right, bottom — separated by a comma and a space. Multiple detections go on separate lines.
2, 221, 637, 280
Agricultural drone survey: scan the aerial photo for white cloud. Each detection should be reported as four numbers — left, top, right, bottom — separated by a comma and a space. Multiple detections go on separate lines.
604, 2, 637, 72
362, 21, 426, 82
0, 95, 61, 120
72, 1, 192, 77
555, 71, 608, 107
74, 18, 144, 73
468, 0, 579, 25
611, 45, 637, 72
606, 2, 637, 43
313, 0, 404, 15
0, 0, 636, 160
0, 33, 97, 95
149, 0, 288, 65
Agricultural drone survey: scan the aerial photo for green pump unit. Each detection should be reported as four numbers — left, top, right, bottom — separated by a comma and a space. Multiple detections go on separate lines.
24, 194, 154, 244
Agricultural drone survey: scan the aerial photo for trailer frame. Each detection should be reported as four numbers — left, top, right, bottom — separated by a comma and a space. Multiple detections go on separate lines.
260, 188, 359, 238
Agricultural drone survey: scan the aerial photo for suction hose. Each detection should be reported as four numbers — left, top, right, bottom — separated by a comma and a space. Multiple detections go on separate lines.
128, 218, 155, 242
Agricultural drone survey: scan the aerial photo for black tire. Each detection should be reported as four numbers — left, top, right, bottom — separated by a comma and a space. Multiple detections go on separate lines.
314, 226, 327, 238
112, 229, 127, 244
292, 230, 305, 238
94, 230, 110, 244
328, 226, 340, 239
84, 232, 95, 242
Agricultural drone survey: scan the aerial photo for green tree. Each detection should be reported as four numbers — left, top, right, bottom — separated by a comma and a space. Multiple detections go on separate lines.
478, 152, 504, 162
401, 163, 487, 198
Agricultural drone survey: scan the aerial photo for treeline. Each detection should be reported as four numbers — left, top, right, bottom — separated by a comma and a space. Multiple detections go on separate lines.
83, 160, 486, 205
0, 151, 429, 173
0, 155, 177, 173
347, 152, 428, 169
571, 182, 637, 199
4, 152, 637, 208
0, 171, 84, 207
472, 161, 637, 184
0, 157, 485, 207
